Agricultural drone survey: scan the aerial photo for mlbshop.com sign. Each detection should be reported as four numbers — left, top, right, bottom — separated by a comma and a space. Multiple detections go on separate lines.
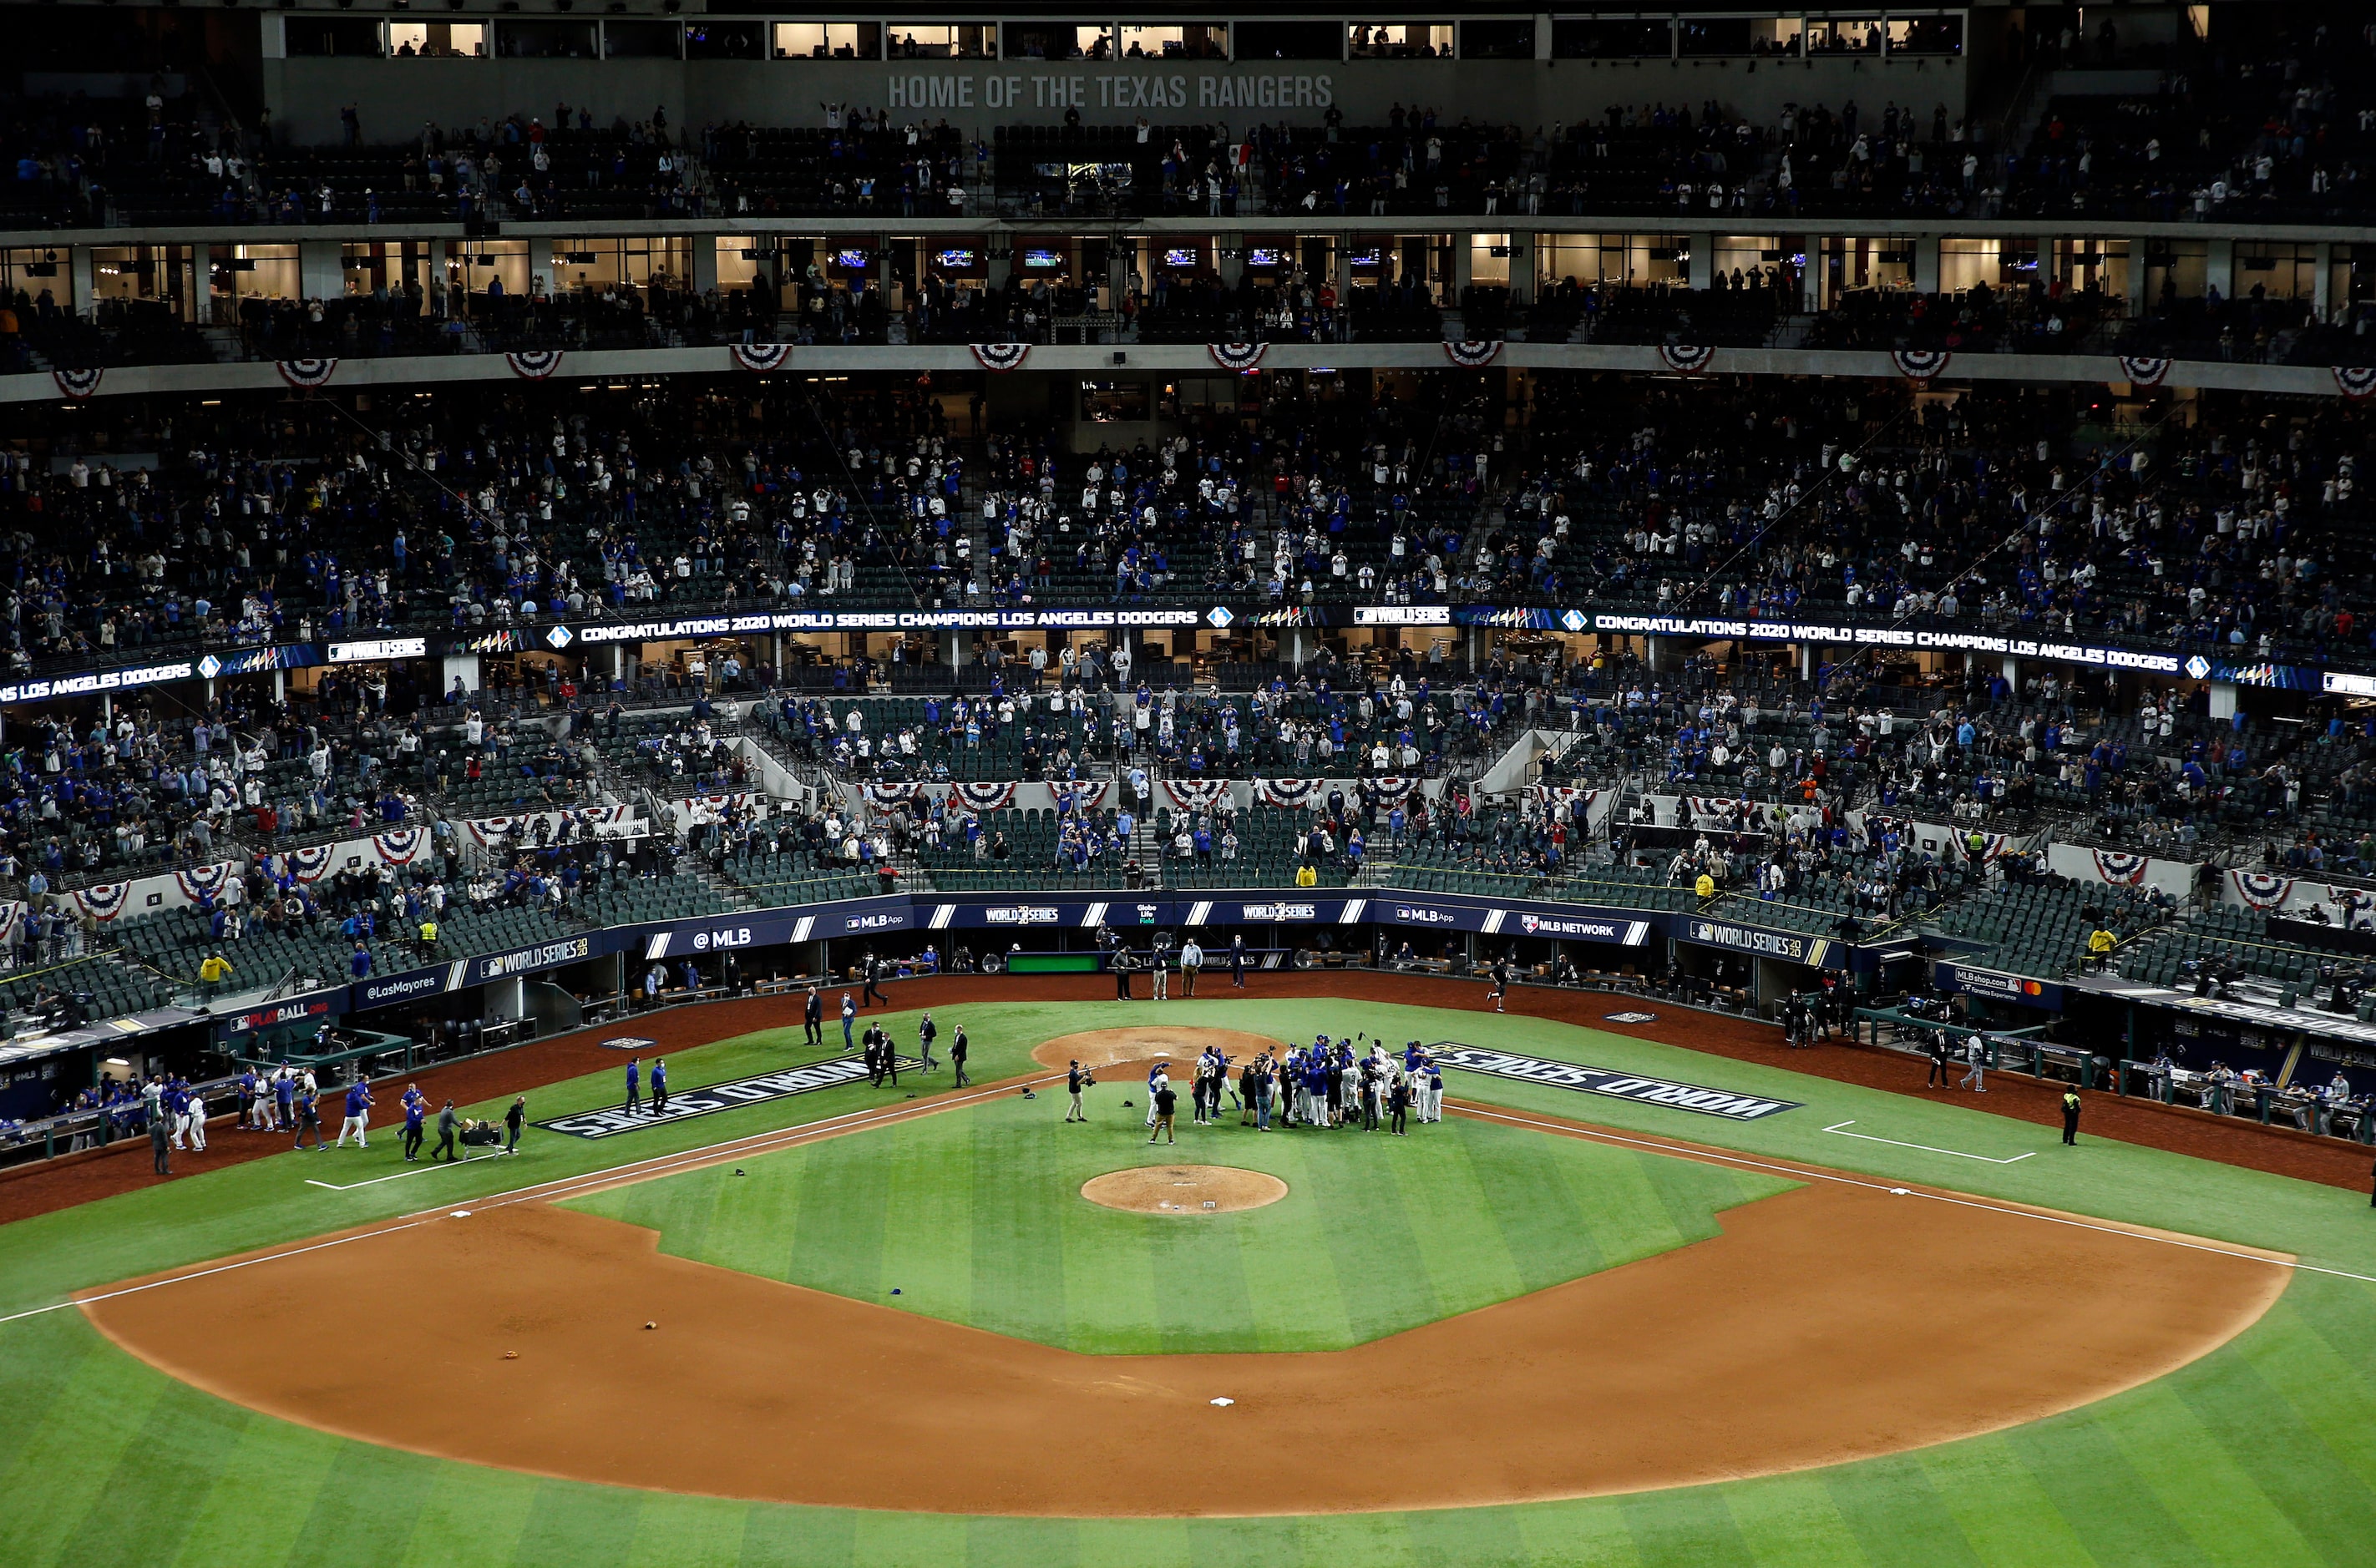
1431, 1044, 1802, 1121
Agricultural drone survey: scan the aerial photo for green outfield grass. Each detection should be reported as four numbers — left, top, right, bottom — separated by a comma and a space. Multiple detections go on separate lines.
4, 994, 2376, 1566
570, 1095, 1791, 1353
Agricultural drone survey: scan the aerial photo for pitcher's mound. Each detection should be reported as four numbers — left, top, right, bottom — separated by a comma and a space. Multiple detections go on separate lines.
1082, 1165, 1288, 1216
1036, 1026, 1284, 1073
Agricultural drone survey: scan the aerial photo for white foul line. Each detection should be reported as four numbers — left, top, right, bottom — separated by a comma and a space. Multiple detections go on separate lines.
303, 1151, 509, 1191
0, 1220, 436, 1327
0, 1070, 1064, 1330
1822, 1120, 2037, 1165
1449, 1102, 2376, 1286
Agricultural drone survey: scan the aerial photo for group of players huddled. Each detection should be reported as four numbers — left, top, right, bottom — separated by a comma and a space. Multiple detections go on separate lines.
1066, 1036, 1446, 1140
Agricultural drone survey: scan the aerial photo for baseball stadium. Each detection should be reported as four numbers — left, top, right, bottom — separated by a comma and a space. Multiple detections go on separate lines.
11, 0, 2376, 1560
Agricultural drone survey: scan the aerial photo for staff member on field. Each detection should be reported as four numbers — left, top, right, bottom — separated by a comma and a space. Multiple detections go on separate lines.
336, 1079, 372, 1149
2062, 1088, 2082, 1146
803, 985, 823, 1046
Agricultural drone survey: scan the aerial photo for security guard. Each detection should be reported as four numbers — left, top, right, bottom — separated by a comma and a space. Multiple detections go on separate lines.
2062, 1087, 2082, 1146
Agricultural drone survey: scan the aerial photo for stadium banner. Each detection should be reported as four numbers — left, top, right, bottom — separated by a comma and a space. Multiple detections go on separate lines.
534, 1055, 922, 1139
221, 989, 347, 1037
1933, 963, 2064, 1011
1208, 342, 1268, 372
1431, 1044, 1801, 1120
922, 897, 1170, 931
1657, 343, 1715, 375
507, 349, 565, 380
52, 367, 103, 401
1675, 917, 1840, 968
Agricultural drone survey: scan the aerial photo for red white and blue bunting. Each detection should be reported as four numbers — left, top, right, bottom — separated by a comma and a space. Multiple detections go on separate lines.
507, 349, 565, 381
174, 861, 238, 903
862, 782, 924, 811
1365, 776, 1420, 809
276, 357, 338, 390
672, 792, 757, 827
1208, 342, 1268, 372
0, 902, 23, 945
1254, 776, 1324, 809
970, 342, 1031, 372
1892, 347, 1951, 382
372, 828, 427, 866
1687, 797, 1757, 828
2231, 869, 2296, 910
279, 844, 337, 883
1658, 343, 1716, 376
950, 780, 1017, 812
2090, 849, 2151, 886
2328, 886, 2375, 916
1051, 779, 1110, 814
52, 367, 103, 401
1163, 779, 1233, 812
2118, 356, 2172, 388
464, 816, 526, 847
1442, 340, 1503, 368
2335, 366, 2376, 401
730, 342, 792, 372
72, 880, 132, 923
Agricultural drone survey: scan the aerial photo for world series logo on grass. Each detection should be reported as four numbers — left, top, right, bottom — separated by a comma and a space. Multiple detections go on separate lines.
1431, 1044, 1801, 1120
536, 1056, 924, 1137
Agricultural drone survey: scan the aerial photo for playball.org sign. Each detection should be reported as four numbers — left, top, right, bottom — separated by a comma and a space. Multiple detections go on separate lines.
888, 68, 1335, 114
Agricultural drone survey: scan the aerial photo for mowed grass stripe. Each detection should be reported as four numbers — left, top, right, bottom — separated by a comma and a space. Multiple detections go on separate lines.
1815, 1459, 1983, 1568
1620, 1483, 1762, 1568
2004, 1417, 2219, 1568
0, 1317, 170, 1568
285, 1439, 445, 1568
1232, 1140, 1360, 1352
2109, 1382, 2326, 1566
52, 1378, 228, 1568
2241, 1295, 2376, 1487
396, 1462, 543, 1568
2174, 1353, 2376, 1565
511, 1477, 641, 1568
1723, 1474, 1877, 1568
1912, 1438, 2098, 1567
620, 1493, 755, 1568
164, 1406, 346, 1568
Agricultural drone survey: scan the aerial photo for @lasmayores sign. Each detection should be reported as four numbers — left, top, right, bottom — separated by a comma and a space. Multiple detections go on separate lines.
1430, 1044, 1801, 1121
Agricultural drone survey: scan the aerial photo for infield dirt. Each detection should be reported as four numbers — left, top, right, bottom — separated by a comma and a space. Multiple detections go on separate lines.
82, 1069, 2290, 1517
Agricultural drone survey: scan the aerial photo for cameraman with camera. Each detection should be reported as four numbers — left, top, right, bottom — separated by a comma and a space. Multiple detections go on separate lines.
1065, 1059, 1094, 1122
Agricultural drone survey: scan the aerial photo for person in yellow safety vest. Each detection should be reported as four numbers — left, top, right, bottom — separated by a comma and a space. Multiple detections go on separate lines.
2086, 925, 2115, 972
418, 917, 439, 956
196, 953, 234, 999
1294, 862, 1319, 888
1695, 872, 1716, 901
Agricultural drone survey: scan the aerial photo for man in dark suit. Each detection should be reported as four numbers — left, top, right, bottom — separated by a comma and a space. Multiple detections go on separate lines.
803, 984, 823, 1046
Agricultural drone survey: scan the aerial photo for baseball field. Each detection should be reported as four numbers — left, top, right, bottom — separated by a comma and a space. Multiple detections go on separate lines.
4, 984, 2375, 1565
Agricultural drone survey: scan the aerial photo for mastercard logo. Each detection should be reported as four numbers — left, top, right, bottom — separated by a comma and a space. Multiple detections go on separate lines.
2022, 980, 2045, 997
